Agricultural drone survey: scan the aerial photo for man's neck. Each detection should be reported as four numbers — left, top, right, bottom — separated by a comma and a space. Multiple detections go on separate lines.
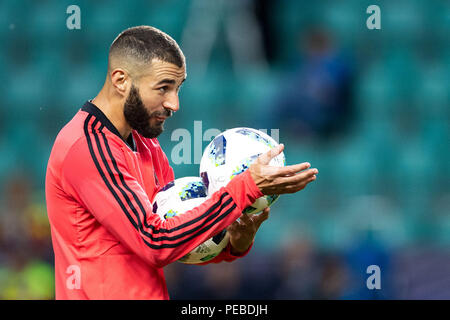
92, 90, 132, 140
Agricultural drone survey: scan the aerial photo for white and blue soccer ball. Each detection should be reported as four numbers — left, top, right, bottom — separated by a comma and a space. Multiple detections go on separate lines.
152, 176, 230, 264
200, 127, 286, 215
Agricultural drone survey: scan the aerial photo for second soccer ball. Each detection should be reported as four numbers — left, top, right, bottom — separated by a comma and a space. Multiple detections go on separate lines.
152, 176, 230, 264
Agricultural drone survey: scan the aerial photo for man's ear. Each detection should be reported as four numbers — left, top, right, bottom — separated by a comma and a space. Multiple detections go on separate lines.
110, 68, 130, 97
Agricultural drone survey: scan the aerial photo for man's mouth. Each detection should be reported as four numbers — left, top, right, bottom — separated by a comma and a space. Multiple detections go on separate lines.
152, 109, 172, 122
154, 116, 167, 122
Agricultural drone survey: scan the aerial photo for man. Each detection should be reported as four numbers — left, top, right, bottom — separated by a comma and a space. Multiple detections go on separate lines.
45, 26, 318, 300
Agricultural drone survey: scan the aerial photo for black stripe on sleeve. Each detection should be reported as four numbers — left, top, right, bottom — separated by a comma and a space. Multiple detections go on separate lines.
94, 124, 235, 242
83, 115, 139, 230
99, 128, 233, 235
83, 116, 238, 249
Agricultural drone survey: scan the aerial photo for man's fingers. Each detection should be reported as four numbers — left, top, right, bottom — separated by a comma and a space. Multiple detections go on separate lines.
275, 162, 311, 177
282, 174, 318, 193
257, 144, 284, 165
259, 168, 318, 195
249, 143, 318, 195
237, 207, 270, 230
277, 168, 318, 186
239, 212, 252, 224
252, 208, 270, 227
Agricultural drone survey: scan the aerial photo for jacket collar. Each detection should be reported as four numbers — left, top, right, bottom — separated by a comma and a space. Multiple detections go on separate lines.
81, 100, 136, 151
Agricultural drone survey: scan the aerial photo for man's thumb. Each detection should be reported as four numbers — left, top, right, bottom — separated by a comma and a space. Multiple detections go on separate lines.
257, 144, 284, 165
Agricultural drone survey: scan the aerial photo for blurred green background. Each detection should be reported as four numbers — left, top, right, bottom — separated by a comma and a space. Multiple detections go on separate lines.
0, 0, 449, 299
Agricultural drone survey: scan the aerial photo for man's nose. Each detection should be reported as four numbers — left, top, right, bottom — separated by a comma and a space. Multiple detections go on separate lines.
162, 92, 179, 113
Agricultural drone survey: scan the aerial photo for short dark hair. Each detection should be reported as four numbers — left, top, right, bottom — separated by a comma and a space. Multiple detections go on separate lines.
108, 26, 185, 76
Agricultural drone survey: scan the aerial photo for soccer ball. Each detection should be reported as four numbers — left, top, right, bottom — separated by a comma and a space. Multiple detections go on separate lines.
200, 127, 286, 215
152, 176, 230, 264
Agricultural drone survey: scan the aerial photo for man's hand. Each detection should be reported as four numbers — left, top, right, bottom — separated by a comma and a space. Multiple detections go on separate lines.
249, 144, 318, 195
227, 207, 270, 255
227, 144, 316, 255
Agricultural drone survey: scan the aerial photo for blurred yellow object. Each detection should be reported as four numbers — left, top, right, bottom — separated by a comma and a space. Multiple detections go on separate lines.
0, 261, 54, 300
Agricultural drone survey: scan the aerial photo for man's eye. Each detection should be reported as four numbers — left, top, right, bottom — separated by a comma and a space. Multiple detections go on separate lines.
159, 86, 168, 93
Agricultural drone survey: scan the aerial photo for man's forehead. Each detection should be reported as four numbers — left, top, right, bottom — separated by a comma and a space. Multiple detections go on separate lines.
149, 59, 186, 81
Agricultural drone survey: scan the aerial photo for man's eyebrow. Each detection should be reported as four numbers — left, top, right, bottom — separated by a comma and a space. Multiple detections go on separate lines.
155, 79, 176, 86
155, 78, 186, 86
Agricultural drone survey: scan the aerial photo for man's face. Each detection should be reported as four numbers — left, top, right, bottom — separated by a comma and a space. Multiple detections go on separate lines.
124, 59, 186, 139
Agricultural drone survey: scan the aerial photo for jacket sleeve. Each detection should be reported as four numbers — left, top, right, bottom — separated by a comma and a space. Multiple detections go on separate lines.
61, 135, 263, 269
156, 139, 257, 265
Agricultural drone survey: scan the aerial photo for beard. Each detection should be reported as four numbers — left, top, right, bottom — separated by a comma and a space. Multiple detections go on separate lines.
123, 85, 172, 139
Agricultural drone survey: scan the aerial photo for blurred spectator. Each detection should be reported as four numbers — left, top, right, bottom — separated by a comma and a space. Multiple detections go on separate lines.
267, 27, 354, 141
341, 230, 392, 300
315, 253, 348, 299
0, 173, 54, 299
273, 237, 319, 299
0, 173, 33, 253
181, 0, 268, 78
200, 261, 243, 299
166, 247, 281, 299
